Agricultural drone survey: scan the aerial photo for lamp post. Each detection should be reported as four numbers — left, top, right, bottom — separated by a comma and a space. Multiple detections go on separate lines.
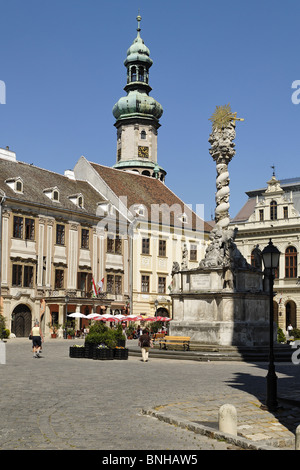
261, 239, 280, 411
64, 294, 70, 339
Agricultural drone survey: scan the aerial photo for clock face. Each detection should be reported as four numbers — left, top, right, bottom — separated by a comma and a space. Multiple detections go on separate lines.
138, 146, 149, 158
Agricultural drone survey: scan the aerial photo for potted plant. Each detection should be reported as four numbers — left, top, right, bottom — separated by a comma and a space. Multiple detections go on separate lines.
47, 322, 61, 338
126, 323, 136, 339
67, 328, 75, 339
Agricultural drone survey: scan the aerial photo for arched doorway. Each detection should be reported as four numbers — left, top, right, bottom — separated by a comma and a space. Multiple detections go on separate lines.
285, 300, 297, 331
156, 307, 169, 317
11, 304, 32, 337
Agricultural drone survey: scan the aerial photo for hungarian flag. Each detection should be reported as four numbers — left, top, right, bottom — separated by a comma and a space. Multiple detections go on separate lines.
91, 277, 98, 297
98, 278, 104, 293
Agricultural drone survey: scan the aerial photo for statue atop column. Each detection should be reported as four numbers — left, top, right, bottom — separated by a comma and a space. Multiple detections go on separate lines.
200, 104, 245, 269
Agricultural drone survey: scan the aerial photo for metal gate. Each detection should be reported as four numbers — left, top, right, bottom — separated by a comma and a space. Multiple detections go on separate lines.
11, 304, 32, 337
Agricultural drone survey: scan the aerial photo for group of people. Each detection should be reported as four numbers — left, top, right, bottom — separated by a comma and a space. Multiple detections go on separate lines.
29, 321, 164, 363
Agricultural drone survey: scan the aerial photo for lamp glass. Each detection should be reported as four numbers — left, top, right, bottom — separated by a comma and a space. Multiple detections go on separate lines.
262, 240, 280, 270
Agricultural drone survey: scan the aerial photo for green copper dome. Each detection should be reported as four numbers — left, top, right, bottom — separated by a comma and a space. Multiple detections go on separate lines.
112, 15, 163, 123
113, 90, 163, 120
124, 21, 153, 67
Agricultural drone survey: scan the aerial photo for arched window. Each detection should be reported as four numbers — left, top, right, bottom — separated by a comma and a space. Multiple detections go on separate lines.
140, 130, 146, 139
285, 246, 297, 278
270, 200, 277, 220
131, 66, 137, 82
138, 66, 144, 82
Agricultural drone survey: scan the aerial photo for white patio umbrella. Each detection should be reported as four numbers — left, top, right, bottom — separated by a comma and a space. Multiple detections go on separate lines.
67, 312, 86, 318
86, 313, 101, 319
114, 314, 127, 321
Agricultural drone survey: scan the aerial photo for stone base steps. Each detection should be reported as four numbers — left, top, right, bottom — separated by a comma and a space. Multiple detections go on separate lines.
129, 343, 295, 362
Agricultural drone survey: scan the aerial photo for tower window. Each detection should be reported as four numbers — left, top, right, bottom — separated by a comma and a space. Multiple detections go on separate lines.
283, 206, 288, 219
138, 66, 144, 82
141, 130, 146, 139
131, 66, 137, 82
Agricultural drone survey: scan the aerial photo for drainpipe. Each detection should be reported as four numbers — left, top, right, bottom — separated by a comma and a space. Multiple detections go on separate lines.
0, 190, 6, 303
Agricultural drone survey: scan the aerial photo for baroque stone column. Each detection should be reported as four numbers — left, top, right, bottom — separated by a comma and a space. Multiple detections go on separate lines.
208, 104, 243, 230
200, 105, 244, 269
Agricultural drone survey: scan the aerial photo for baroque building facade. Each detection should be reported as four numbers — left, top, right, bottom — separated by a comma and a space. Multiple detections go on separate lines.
0, 16, 210, 336
73, 16, 211, 317
231, 174, 300, 335
0, 147, 129, 337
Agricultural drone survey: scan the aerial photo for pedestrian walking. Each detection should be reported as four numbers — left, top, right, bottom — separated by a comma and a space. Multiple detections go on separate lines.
30, 321, 44, 358
288, 323, 293, 337
138, 329, 152, 362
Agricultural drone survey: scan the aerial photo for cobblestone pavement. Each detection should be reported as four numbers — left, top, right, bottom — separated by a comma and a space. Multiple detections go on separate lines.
1, 338, 300, 451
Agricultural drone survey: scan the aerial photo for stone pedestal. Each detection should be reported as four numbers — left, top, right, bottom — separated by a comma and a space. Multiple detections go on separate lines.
170, 267, 271, 347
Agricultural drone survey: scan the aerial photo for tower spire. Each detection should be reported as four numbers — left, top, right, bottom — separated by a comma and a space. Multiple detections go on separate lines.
112, 15, 166, 181
136, 13, 141, 37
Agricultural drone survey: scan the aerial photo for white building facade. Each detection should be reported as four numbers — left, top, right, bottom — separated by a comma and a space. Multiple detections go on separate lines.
231, 174, 300, 335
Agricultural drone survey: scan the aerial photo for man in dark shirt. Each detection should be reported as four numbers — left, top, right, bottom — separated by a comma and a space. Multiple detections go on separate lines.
138, 329, 151, 362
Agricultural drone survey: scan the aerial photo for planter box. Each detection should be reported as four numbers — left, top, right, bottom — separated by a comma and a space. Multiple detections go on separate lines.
114, 348, 129, 360
94, 348, 114, 360
69, 346, 85, 358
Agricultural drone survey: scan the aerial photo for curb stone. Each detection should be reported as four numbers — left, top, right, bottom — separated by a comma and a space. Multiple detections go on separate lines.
140, 408, 293, 451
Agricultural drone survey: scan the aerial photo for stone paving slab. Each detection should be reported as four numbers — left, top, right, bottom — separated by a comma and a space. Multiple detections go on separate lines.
1, 338, 300, 451
142, 394, 299, 450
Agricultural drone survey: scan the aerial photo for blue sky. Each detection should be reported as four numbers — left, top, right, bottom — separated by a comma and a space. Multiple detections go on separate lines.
1, 0, 299, 221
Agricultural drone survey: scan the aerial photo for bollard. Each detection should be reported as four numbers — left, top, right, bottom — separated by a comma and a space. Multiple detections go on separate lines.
295, 425, 300, 450
218, 404, 237, 436
0, 340, 6, 364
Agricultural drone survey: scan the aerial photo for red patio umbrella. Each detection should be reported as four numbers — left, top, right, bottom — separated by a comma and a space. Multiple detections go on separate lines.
122, 314, 139, 321
95, 314, 120, 322
156, 316, 171, 322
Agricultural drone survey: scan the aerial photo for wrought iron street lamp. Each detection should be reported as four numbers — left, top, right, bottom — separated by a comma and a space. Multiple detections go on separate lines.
261, 239, 280, 411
